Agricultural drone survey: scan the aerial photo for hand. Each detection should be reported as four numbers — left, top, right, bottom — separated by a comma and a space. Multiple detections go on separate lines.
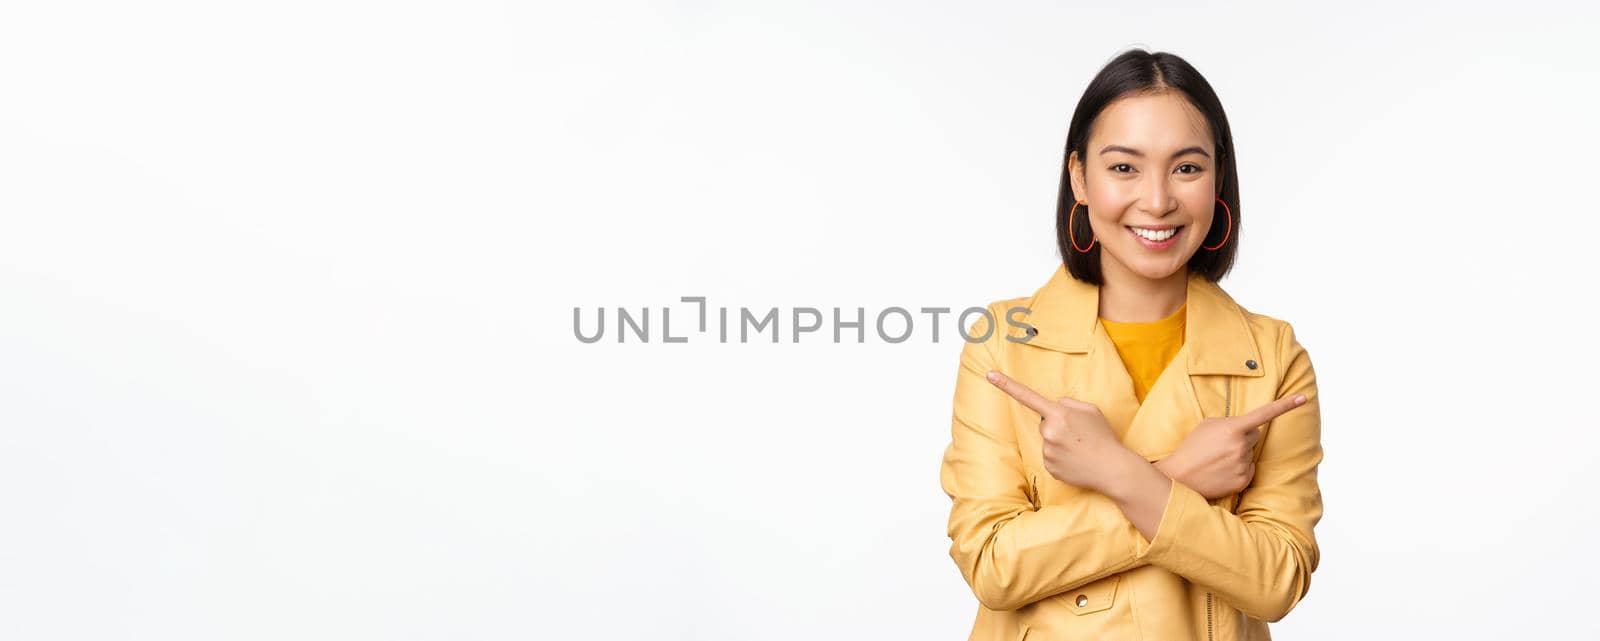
986, 370, 1133, 495
1156, 392, 1308, 500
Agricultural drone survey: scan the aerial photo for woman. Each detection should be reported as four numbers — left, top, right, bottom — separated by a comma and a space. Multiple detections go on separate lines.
938, 49, 1323, 641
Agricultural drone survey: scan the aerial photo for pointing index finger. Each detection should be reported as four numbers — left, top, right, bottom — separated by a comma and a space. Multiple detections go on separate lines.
985, 370, 1056, 416
1234, 392, 1308, 429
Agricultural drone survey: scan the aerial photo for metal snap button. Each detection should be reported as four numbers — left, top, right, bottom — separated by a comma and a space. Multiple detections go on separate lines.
1245, 359, 1258, 370
1075, 594, 1088, 607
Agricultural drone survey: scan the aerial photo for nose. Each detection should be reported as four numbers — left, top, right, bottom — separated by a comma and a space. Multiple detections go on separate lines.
1140, 173, 1177, 216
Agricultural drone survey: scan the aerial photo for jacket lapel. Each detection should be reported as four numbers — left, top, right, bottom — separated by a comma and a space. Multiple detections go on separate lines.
1006, 265, 1266, 458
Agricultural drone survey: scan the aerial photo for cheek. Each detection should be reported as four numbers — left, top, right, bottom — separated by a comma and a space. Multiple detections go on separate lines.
1083, 190, 1133, 226
1087, 207, 1120, 227
1184, 191, 1217, 234
1088, 211, 1129, 239
1191, 211, 1215, 237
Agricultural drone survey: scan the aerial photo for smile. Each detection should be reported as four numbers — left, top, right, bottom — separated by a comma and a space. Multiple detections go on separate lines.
1126, 225, 1184, 249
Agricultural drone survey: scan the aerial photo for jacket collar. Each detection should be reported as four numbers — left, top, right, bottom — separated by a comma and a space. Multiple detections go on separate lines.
1015, 264, 1264, 377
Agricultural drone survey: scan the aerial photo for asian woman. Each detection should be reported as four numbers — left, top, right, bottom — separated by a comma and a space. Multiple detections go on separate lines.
939, 49, 1324, 641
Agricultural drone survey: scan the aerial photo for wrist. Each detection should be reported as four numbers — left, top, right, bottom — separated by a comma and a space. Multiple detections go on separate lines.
1152, 453, 1187, 483
1101, 447, 1164, 503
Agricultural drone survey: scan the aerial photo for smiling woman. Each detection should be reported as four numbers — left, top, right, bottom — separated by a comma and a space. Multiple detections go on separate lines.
1056, 53, 1241, 291
940, 49, 1324, 641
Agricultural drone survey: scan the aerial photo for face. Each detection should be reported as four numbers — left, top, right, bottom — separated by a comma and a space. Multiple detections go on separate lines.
1069, 91, 1218, 283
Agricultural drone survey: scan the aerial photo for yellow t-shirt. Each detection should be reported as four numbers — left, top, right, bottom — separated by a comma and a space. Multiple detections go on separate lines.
1099, 302, 1187, 404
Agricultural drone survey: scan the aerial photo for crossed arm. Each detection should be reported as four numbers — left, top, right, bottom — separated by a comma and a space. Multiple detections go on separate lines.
939, 317, 1323, 620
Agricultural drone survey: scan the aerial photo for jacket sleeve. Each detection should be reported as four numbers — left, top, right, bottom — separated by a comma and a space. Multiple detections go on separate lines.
939, 305, 1154, 612
1131, 321, 1324, 622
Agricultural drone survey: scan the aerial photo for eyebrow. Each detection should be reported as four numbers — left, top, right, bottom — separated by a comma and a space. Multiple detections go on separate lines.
1099, 144, 1211, 159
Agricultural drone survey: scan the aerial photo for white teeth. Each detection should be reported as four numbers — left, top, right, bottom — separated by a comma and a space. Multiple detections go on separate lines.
1129, 226, 1179, 241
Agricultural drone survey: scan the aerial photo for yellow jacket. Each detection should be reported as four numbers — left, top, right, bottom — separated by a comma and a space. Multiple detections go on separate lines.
939, 265, 1324, 641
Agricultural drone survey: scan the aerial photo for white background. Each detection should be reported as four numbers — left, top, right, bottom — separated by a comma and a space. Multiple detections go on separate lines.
3, 1, 1597, 639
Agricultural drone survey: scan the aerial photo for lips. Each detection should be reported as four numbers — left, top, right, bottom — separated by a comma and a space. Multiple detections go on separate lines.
1126, 225, 1183, 249
1127, 225, 1182, 241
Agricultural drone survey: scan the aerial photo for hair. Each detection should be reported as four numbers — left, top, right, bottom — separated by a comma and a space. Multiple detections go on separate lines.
1056, 48, 1239, 285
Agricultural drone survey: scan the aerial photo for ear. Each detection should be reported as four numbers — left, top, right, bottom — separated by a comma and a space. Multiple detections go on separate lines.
1067, 151, 1087, 203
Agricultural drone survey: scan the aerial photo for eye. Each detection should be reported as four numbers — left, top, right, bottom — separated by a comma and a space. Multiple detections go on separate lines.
1176, 164, 1203, 174
1110, 163, 1135, 173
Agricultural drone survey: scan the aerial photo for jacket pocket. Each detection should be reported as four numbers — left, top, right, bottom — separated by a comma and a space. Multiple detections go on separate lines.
1061, 574, 1120, 615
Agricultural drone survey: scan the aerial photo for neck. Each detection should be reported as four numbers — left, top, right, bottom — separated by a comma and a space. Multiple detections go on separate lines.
1097, 261, 1189, 323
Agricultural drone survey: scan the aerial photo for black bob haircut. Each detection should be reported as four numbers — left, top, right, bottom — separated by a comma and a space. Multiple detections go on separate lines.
1057, 48, 1240, 285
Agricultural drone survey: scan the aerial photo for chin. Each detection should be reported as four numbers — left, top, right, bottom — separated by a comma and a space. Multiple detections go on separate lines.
1127, 260, 1190, 281
1137, 269, 1186, 281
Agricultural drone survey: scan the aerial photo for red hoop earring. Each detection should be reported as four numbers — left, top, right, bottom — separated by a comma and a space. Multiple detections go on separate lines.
1068, 201, 1095, 253
1203, 197, 1232, 251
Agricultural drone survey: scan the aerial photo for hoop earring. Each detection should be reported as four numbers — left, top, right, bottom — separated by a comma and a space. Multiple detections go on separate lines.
1203, 197, 1232, 251
1068, 201, 1095, 253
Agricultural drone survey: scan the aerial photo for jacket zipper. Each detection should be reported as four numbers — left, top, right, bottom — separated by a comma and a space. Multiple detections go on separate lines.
1207, 377, 1233, 641
1206, 592, 1214, 641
